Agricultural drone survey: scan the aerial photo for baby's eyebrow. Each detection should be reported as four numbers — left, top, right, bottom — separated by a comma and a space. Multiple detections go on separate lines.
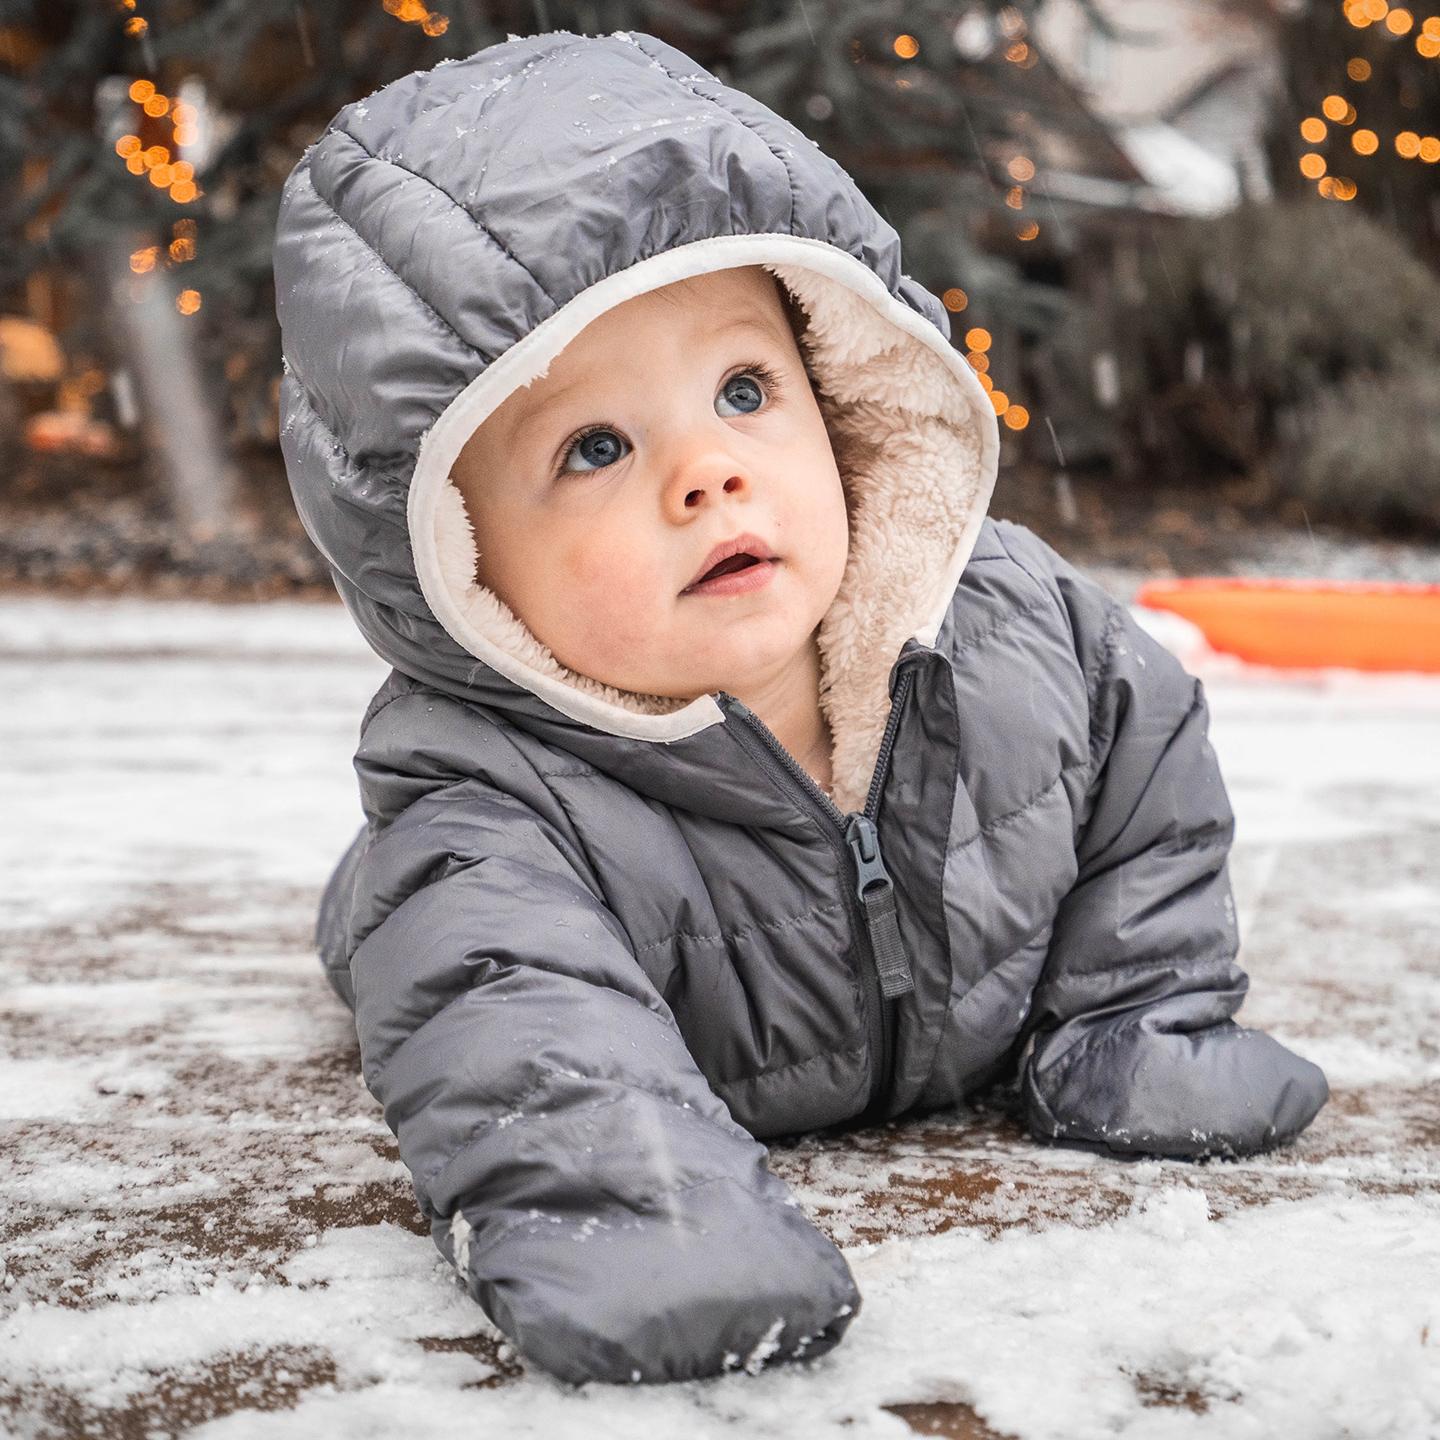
497, 310, 788, 445
711, 313, 784, 339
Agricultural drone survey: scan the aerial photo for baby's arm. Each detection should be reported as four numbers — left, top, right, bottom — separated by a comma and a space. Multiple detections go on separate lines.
334, 735, 858, 1384
997, 522, 1329, 1159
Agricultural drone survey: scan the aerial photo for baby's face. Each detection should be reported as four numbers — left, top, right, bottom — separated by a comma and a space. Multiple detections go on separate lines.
452, 266, 850, 701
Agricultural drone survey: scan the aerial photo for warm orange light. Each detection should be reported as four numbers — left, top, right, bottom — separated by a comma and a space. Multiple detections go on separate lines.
966, 351, 990, 374
1386, 6, 1413, 31
1005, 41, 1029, 63
143, 93, 169, 118
170, 179, 198, 203
1420, 136, 1440, 162
1342, 102, 1358, 124
977, 372, 994, 393
171, 101, 193, 125
421, 12, 449, 34
1017, 220, 1040, 241
942, 287, 968, 312
1352, 128, 1379, 153
115, 134, 141, 157
149, 163, 174, 187
1299, 152, 1327, 178
176, 289, 202, 316
128, 79, 154, 103
1318, 176, 1338, 197
1419, 32, 1440, 55
1322, 94, 1349, 121
1007, 156, 1036, 182
1005, 185, 1024, 209
989, 390, 1010, 416
174, 124, 198, 147
1424, 14, 1440, 35
893, 33, 919, 59
125, 15, 148, 35
395, 0, 427, 19
965, 327, 992, 352
168, 237, 195, 261
1362, 0, 1388, 18
1344, 3, 1372, 27
1333, 176, 1359, 198
129, 247, 157, 274
1300, 117, 1327, 143
124, 153, 146, 175
1003, 404, 1030, 430
1397, 130, 1422, 156
143, 145, 169, 167
171, 160, 193, 182
1346, 57, 1372, 80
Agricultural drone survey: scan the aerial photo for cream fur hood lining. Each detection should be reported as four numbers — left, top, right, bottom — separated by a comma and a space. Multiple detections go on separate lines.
409, 234, 999, 817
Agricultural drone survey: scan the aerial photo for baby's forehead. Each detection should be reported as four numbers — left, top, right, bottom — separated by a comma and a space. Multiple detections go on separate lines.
618, 269, 796, 355
485, 272, 796, 427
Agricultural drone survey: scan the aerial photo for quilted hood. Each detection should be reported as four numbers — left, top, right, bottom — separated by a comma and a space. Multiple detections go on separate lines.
274, 30, 999, 813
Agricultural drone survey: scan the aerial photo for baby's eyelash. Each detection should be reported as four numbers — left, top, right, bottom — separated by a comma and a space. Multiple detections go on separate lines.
730, 360, 786, 401
549, 361, 785, 479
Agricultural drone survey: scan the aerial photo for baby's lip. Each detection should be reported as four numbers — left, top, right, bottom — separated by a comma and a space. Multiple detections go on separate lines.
682, 533, 780, 594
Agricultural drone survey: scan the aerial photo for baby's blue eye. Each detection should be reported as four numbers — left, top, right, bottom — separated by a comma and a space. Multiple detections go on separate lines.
557, 369, 773, 476
716, 373, 765, 417
561, 428, 629, 474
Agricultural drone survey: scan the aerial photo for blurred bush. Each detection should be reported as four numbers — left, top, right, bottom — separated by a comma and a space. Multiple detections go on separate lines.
1145, 199, 1440, 409
1280, 365, 1440, 533
1059, 200, 1440, 534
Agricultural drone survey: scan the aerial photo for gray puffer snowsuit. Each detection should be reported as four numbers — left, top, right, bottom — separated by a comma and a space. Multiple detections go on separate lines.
274, 30, 1329, 1387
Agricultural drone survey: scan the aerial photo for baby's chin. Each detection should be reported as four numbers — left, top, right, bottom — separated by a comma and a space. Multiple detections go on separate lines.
604, 650, 816, 705
553, 609, 825, 702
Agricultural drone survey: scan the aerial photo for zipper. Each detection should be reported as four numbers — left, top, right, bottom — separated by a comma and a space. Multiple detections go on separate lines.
718, 663, 919, 1118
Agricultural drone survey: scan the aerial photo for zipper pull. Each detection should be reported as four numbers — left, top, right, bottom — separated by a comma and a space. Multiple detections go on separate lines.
844, 814, 914, 999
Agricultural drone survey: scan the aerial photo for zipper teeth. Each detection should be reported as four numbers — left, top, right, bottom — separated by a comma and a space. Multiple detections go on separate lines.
863, 670, 915, 819
721, 667, 918, 1116
725, 709, 888, 1112
720, 705, 840, 823
720, 661, 916, 826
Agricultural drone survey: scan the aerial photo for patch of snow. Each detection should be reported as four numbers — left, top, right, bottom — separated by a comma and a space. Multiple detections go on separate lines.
2, 596, 1437, 1438
743, 1317, 786, 1376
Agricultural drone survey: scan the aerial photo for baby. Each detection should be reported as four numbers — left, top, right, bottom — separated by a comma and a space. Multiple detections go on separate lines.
275, 30, 1329, 1387
452, 263, 849, 795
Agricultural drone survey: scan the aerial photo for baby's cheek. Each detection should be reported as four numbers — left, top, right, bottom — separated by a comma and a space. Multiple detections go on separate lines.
557, 542, 659, 658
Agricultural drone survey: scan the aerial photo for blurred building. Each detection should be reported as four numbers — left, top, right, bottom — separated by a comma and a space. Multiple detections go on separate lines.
1036, 0, 1286, 211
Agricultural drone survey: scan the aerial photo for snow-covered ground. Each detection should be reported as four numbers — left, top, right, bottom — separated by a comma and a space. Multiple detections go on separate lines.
1, 593, 1437, 1440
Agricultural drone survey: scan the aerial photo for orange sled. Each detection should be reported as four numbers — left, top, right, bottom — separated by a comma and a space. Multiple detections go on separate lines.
1134, 577, 1440, 674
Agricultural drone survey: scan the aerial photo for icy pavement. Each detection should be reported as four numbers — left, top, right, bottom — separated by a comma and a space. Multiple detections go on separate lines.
1, 594, 1437, 1440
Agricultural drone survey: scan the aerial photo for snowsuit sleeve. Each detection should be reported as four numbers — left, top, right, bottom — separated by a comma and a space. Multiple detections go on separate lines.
330, 753, 860, 1385
998, 525, 1330, 1159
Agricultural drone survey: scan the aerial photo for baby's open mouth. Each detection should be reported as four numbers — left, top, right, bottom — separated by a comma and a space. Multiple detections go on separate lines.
683, 534, 780, 594
702, 553, 763, 582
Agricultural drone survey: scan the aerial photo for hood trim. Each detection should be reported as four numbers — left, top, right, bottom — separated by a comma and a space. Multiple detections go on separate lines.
408, 233, 999, 758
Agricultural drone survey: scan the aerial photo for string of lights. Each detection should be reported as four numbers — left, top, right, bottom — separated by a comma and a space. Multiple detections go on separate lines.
108, 0, 456, 317
380, 0, 450, 37
1300, 1, 1440, 200
891, 11, 1036, 435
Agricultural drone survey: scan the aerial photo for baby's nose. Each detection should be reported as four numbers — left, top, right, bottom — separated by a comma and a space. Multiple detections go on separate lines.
682, 473, 745, 508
